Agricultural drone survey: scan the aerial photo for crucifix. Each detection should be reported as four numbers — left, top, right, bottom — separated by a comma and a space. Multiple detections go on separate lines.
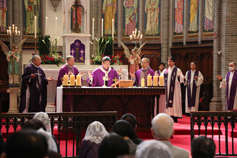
72, 0, 83, 33
80, 49, 84, 61
113, 77, 118, 88
103, 75, 110, 87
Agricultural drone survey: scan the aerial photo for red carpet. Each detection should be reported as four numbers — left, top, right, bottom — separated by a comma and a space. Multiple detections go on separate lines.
1, 115, 237, 157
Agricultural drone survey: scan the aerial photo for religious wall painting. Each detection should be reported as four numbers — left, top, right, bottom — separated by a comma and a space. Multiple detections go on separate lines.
123, 0, 139, 36
23, 0, 41, 35
187, 0, 199, 40
203, 0, 214, 32
0, 0, 8, 34
174, 0, 184, 35
102, 0, 117, 36
144, 0, 160, 36
70, 39, 85, 63
71, 0, 83, 33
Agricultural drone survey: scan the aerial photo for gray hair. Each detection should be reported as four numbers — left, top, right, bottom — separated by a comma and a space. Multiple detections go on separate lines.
151, 113, 174, 139
66, 55, 74, 61
142, 57, 150, 63
32, 55, 40, 61
229, 61, 236, 66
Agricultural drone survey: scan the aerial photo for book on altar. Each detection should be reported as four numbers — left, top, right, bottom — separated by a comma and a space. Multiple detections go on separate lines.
111, 80, 133, 88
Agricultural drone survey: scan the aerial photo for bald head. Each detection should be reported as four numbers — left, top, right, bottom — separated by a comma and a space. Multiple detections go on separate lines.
151, 113, 174, 140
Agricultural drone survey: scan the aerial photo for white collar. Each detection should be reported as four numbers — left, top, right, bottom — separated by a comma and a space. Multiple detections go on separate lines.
32, 63, 40, 68
169, 66, 175, 70
100, 66, 111, 75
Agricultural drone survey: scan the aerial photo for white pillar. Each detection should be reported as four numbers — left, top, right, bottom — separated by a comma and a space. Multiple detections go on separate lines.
7, 87, 20, 113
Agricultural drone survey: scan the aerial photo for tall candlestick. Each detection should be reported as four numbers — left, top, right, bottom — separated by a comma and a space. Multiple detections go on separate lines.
147, 74, 152, 87
92, 18, 94, 40
159, 76, 164, 86
34, 16, 37, 38
101, 18, 103, 37
55, 17, 58, 38
112, 19, 114, 40
45, 17, 48, 35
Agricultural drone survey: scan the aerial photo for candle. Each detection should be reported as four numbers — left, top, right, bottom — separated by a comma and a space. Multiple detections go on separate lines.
130, 35, 133, 40
34, 16, 37, 38
101, 18, 103, 37
159, 76, 164, 86
141, 77, 145, 87
18, 31, 20, 35
45, 17, 48, 34
63, 74, 69, 86
112, 19, 114, 40
147, 74, 152, 87
55, 17, 58, 38
92, 18, 94, 40
153, 75, 158, 87
140, 34, 143, 39
137, 31, 140, 39
70, 74, 75, 86
76, 75, 81, 86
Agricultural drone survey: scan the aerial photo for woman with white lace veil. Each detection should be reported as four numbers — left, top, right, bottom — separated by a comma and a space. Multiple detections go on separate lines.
78, 121, 109, 158
33, 112, 52, 133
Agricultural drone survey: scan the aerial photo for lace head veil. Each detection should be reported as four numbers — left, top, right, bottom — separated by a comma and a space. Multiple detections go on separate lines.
84, 121, 109, 144
33, 112, 51, 133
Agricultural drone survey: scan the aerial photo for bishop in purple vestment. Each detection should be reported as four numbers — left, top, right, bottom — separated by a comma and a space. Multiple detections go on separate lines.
88, 56, 120, 87
56, 56, 83, 112
132, 57, 155, 86
20, 55, 53, 113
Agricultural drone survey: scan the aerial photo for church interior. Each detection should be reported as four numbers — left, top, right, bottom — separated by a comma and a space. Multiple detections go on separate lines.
0, 0, 236, 158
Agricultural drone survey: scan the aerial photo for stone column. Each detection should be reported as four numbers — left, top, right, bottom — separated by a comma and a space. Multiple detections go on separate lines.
198, 0, 203, 44
117, 0, 123, 47
161, 0, 169, 63
183, 0, 188, 46
7, 87, 20, 113
169, 0, 173, 52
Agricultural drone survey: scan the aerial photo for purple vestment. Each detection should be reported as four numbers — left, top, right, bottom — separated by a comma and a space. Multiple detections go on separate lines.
20, 63, 48, 112
78, 140, 100, 158
56, 65, 79, 112
135, 67, 155, 86
226, 70, 237, 110
87, 66, 119, 87
187, 70, 199, 107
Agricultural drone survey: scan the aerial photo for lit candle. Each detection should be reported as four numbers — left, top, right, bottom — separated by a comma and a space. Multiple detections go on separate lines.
140, 34, 143, 39
159, 76, 164, 86
18, 31, 20, 35
112, 19, 114, 40
70, 74, 75, 86
92, 18, 94, 40
141, 77, 145, 87
55, 17, 58, 38
76, 75, 81, 87
34, 16, 37, 38
147, 74, 152, 87
101, 18, 103, 37
153, 75, 158, 87
130, 35, 133, 40
45, 17, 48, 34
7, 30, 9, 35
135, 28, 137, 35
63, 74, 69, 86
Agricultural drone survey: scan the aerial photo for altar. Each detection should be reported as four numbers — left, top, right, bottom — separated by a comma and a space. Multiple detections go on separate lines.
56, 86, 165, 130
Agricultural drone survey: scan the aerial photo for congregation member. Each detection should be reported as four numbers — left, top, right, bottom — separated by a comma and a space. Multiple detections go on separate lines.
151, 113, 189, 158
112, 120, 137, 156
184, 61, 204, 113
20, 55, 53, 113
136, 140, 173, 158
88, 56, 121, 87
56, 55, 83, 111
160, 56, 184, 122
5, 130, 48, 158
217, 61, 237, 111
78, 121, 108, 158
191, 136, 216, 158
131, 57, 155, 86
98, 133, 129, 158
121, 113, 143, 144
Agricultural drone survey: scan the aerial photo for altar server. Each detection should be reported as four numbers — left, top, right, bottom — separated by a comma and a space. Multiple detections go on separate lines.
184, 61, 204, 113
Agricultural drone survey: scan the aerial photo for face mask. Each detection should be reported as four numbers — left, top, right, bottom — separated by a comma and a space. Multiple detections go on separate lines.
229, 67, 234, 71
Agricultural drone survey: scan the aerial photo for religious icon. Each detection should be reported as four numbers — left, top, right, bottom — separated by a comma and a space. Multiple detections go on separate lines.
0, 0, 7, 34
24, 0, 41, 35
123, 0, 138, 35
189, 0, 199, 32
145, 0, 160, 36
71, 0, 83, 33
119, 41, 147, 78
204, 0, 214, 32
174, 0, 184, 34
70, 39, 85, 63
0, 38, 27, 84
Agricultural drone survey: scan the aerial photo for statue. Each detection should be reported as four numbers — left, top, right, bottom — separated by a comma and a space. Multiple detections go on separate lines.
119, 41, 147, 78
0, 38, 27, 84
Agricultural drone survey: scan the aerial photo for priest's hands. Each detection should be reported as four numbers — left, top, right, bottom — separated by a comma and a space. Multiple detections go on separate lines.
31, 74, 36, 79
68, 71, 72, 77
117, 68, 122, 76
194, 76, 198, 80
155, 72, 159, 77
88, 71, 92, 78
217, 75, 222, 81
47, 77, 54, 81
79, 72, 85, 76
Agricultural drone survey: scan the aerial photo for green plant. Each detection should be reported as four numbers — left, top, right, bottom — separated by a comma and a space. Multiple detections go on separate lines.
38, 35, 50, 55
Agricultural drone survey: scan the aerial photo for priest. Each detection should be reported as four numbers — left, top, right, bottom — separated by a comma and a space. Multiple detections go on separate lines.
88, 56, 121, 87
131, 57, 155, 86
217, 62, 237, 111
56, 55, 84, 112
20, 55, 53, 112
160, 56, 184, 122
184, 61, 204, 114
156, 62, 165, 75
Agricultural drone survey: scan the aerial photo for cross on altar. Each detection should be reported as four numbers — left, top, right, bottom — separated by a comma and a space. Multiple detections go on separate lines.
102, 75, 110, 87
113, 77, 118, 88
80, 49, 84, 61
71, 49, 75, 55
